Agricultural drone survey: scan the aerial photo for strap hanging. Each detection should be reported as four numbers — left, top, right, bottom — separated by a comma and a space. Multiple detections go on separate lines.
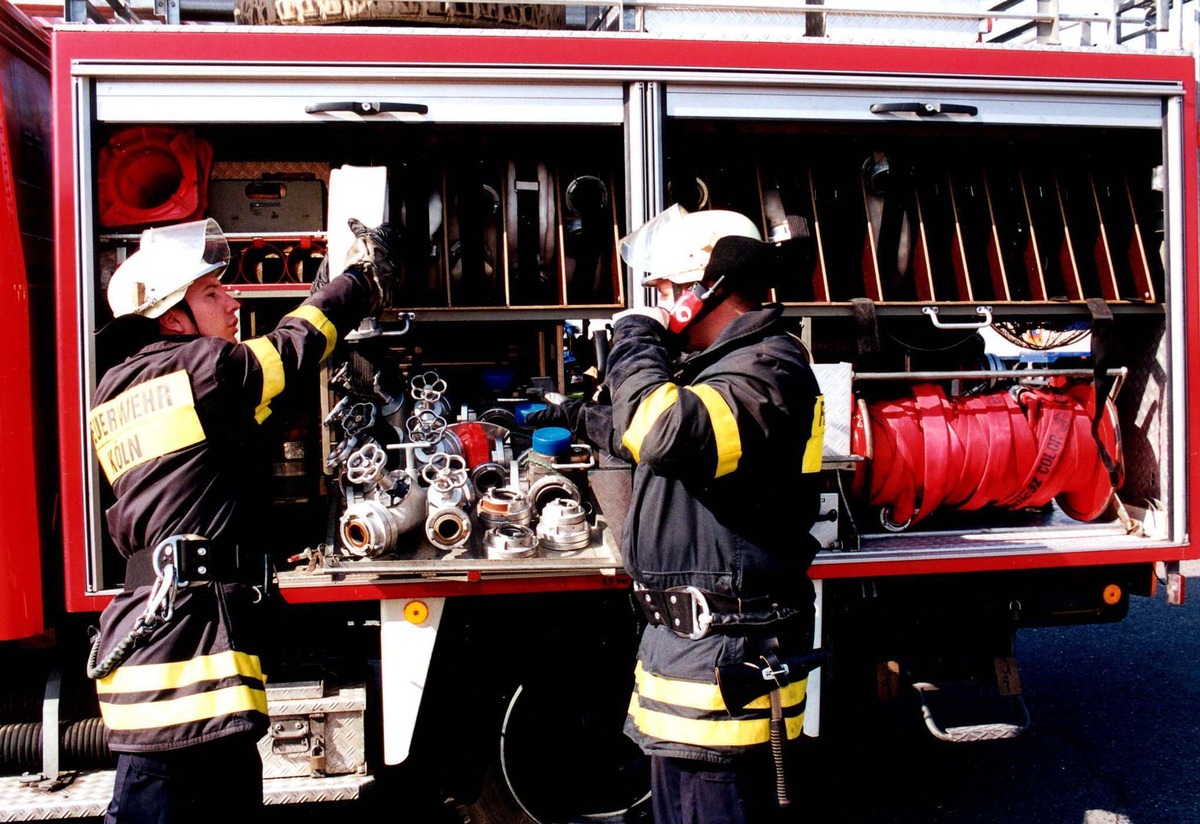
851, 297, 880, 355
1086, 298, 1121, 487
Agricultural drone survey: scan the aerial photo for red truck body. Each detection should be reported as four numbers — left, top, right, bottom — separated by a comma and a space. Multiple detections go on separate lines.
1, 1, 1196, 820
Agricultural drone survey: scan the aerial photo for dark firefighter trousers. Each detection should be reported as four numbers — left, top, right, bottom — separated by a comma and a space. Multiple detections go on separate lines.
104, 731, 262, 824
651, 740, 806, 824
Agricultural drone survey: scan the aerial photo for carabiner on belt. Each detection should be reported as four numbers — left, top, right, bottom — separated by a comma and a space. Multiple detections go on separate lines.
683, 585, 713, 640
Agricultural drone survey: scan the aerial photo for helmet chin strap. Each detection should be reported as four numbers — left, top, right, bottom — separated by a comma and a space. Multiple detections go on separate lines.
178, 299, 198, 329
161, 298, 199, 336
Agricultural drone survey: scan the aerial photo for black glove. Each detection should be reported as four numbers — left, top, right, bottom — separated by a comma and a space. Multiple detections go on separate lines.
343, 217, 399, 311
308, 255, 330, 295
523, 397, 585, 431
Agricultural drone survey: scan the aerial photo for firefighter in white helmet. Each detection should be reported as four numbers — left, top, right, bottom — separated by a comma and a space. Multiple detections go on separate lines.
523, 206, 766, 446
87, 217, 392, 824
611, 204, 826, 822
617, 203, 765, 334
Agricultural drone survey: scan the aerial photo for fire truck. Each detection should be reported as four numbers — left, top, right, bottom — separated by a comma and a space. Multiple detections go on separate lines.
1, 0, 1197, 820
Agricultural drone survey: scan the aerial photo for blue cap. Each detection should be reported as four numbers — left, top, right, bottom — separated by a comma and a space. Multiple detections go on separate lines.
514, 402, 546, 425
531, 426, 571, 457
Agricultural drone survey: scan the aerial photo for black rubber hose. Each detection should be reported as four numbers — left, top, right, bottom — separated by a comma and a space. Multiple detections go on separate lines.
0, 718, 113, 772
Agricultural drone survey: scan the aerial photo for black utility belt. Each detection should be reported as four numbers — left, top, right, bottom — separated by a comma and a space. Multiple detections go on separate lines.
633, 583, 804, 640
124, 534, 262, 591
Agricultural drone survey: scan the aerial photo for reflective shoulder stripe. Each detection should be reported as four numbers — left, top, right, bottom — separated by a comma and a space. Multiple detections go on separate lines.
684, 384, 741, 478
96, 649, 264, 694
98, 682, 268, 732
88, 371, 204, 484
802, 394, 825, 474
286, 304, 337, 362
242, 337, 285, 424
621, 383, 679, 462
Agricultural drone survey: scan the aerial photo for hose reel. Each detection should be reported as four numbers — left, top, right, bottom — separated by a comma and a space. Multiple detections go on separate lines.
851, 381, 1122, 529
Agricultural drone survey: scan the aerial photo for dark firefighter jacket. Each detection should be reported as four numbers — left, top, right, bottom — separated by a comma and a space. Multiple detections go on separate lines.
87, 268, 374, 752
607, 305, 825, 765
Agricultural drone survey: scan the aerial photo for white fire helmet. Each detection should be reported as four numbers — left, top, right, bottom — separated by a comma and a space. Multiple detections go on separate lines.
107, 218, 230, 319
619, 204, 762, 287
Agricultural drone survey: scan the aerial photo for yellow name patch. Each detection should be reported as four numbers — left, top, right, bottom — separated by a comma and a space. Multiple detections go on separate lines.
89, 371, 205, 483
802, 395, 825, 474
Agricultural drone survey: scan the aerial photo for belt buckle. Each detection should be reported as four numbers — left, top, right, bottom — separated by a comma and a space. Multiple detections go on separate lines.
154, 533, 211, 587
152, 536, 182, 586
683, 586, 713, 640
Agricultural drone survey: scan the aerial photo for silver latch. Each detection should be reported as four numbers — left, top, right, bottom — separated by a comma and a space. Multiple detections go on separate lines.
269, 717, 310, 745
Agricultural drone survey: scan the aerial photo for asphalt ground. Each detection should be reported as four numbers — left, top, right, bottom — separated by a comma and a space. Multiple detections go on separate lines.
803, 560, 1200, 824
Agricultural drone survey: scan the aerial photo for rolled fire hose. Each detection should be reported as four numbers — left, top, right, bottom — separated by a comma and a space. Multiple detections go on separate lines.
861, 151, 913, 292
761, 178, 809, 244
285, 237, 327, 284
452, 179, 500, 286
506, 159, 556, 304
399, 172, 442, 297
236, 237, 286, 284
851, 383, 1121, 529
564, 174, 609, 299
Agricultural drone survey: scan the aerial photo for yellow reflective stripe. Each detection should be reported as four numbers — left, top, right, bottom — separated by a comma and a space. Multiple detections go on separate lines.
634, 661, 727, 711
88, 372, 204, 484
286, 304, 337, 362
634, 661, 806, 713
621, 384, 679, 462
802, 395, 825, 474
628, 696, 805, 748
684, 385, 741, 477
242, 337, 285, 424
98, 683, 268, 732
96, 649, 264, 695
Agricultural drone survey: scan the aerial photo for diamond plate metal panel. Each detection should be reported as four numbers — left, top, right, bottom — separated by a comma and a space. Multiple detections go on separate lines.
258, 686, 368, 780
1114, 320, 1170, 505
643, 2, 982, 44
812, 362, 853, 458
0, 769, 374, 819
262, 774, 375, 806
0, 771, 114, 821
826, 1, 984, 44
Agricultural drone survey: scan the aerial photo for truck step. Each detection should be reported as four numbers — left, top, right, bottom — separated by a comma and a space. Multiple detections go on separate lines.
911, 680, 1031, 743
0, 770, 374, 821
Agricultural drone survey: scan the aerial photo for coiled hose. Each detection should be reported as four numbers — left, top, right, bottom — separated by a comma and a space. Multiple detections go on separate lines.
851, 382, 1122, 529
0, 718, 112, 772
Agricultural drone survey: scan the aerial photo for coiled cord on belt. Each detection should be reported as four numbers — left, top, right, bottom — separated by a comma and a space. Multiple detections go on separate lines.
850, 382, 1122, 530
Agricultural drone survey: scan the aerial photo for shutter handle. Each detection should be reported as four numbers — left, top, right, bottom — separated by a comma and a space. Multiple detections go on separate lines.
305, 101, 430, 115
870, 102, 979, 117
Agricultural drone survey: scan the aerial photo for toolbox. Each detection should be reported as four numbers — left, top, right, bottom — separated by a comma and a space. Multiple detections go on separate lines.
208, 177, 325, 233
257, 682, 368, 779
